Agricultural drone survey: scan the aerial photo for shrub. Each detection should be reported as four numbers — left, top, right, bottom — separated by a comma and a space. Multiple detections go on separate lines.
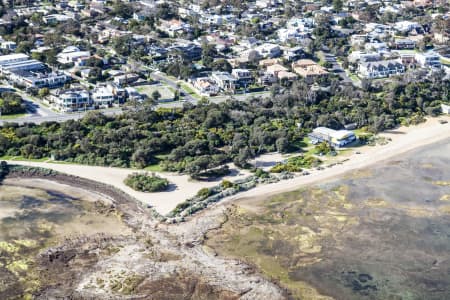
124, 172, 169, 192
270, 155, 321, 173
254, 168, 270, 178
196, 187, 212, 198
221, 180, 234, 189
314, 142, 333, 155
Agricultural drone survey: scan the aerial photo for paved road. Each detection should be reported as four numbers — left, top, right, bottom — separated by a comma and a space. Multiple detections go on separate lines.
321, 52, 355, 85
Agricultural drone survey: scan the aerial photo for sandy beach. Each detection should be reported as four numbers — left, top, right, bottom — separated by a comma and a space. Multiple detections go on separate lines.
224, 116, 450, 203
4, 116, 450, 216
3, 160, 250, 216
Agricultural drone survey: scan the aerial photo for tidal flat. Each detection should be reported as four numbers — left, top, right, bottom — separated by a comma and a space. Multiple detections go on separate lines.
0, 180, 131, 299
206, 139, 450, 300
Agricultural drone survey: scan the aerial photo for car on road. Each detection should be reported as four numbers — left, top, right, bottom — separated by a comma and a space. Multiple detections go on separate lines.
438, 120, 448, 124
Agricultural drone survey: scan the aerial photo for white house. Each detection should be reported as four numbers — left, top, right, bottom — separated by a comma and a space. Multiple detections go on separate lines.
348, 51, 381, 63
211, 72, 236, 91
308, 127, 356, 148
0, 53, 30, 67
364, 42, 389, 53
92, 85, 115, 108
9, 71, 69, 88
57, 46, 91, 66
358, 59, 405, 79
394, 21, 422, 33
0, 41, 16, 51
50, 88, 91, 112
254, 43, 281, 58
0, 59, 45, 74
415, 52, 441, 69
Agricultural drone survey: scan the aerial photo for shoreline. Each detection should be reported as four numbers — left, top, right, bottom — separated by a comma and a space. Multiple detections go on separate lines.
219, 116, 450, 206
3, 167, 154, 227
2, 116, 450, 216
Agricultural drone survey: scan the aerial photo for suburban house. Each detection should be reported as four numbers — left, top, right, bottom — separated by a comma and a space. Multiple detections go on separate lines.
258, 72, 277, 85
157, 19, 192, 37
348, 51, 381, 63
415, 53, 441, 69
92, 85, 115, 108
283, 46, 306, 61
292, 59, 328, 82
42, 14, 73, 25
57, 46, 91, 66
358, 59, 405, 79
266, 63, 288, 77
308, 127, 356, 148
168, 43, 202, 61
398, 52, 416, 66
9, 71, 70, 89
231, 69, 254, 88
113, 73, 140, 86
392, 39, 416, 50
259, 58, 281, 68
364, 42, 389, 53
191, 77, 220, 96
254, 43, 282, 58
133, 12, 146, 21
49, 88, 91, 112
394, 21, 423, 34
211, 71, 236, 92
277, 71, 298, 81
0, 41, 17, 51
350, 34, 368, 47
0, 53, 44, 74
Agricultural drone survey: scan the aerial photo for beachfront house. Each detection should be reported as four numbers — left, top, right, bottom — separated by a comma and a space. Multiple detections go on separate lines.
308, 127, 356, 148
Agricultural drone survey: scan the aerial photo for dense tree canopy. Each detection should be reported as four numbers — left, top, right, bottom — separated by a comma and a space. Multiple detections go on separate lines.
0, 73, 447, 175
0, 92, 25, 115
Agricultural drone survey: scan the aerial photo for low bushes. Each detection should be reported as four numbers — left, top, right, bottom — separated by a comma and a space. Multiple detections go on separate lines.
124, 172, 170, 192
168, 171, 295, 221
270, 155, 321, 173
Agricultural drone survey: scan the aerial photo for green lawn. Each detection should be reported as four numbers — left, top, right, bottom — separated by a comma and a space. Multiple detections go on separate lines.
143, 154, 168, 172
179, 83, 196, 95
440, 57, 450, 66
349, 74, 359, 81
0, 113, 27, 120
144, 164, 163, 172
353, 128, 373, 137
179, 83, 201, 100
0, 156, 49, 162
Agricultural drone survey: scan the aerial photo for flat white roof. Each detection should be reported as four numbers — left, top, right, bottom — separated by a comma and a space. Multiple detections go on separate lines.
0, 53, 29, 63
312, 127, 355, 141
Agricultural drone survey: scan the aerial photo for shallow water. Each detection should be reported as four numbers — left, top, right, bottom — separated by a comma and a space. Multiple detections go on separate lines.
207, 139, 450, 299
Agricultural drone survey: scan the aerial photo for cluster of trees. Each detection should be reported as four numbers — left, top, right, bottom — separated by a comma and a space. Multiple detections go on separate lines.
124, 172, 169, 192
0, 72, 447, 175
0, 92, 25, 115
